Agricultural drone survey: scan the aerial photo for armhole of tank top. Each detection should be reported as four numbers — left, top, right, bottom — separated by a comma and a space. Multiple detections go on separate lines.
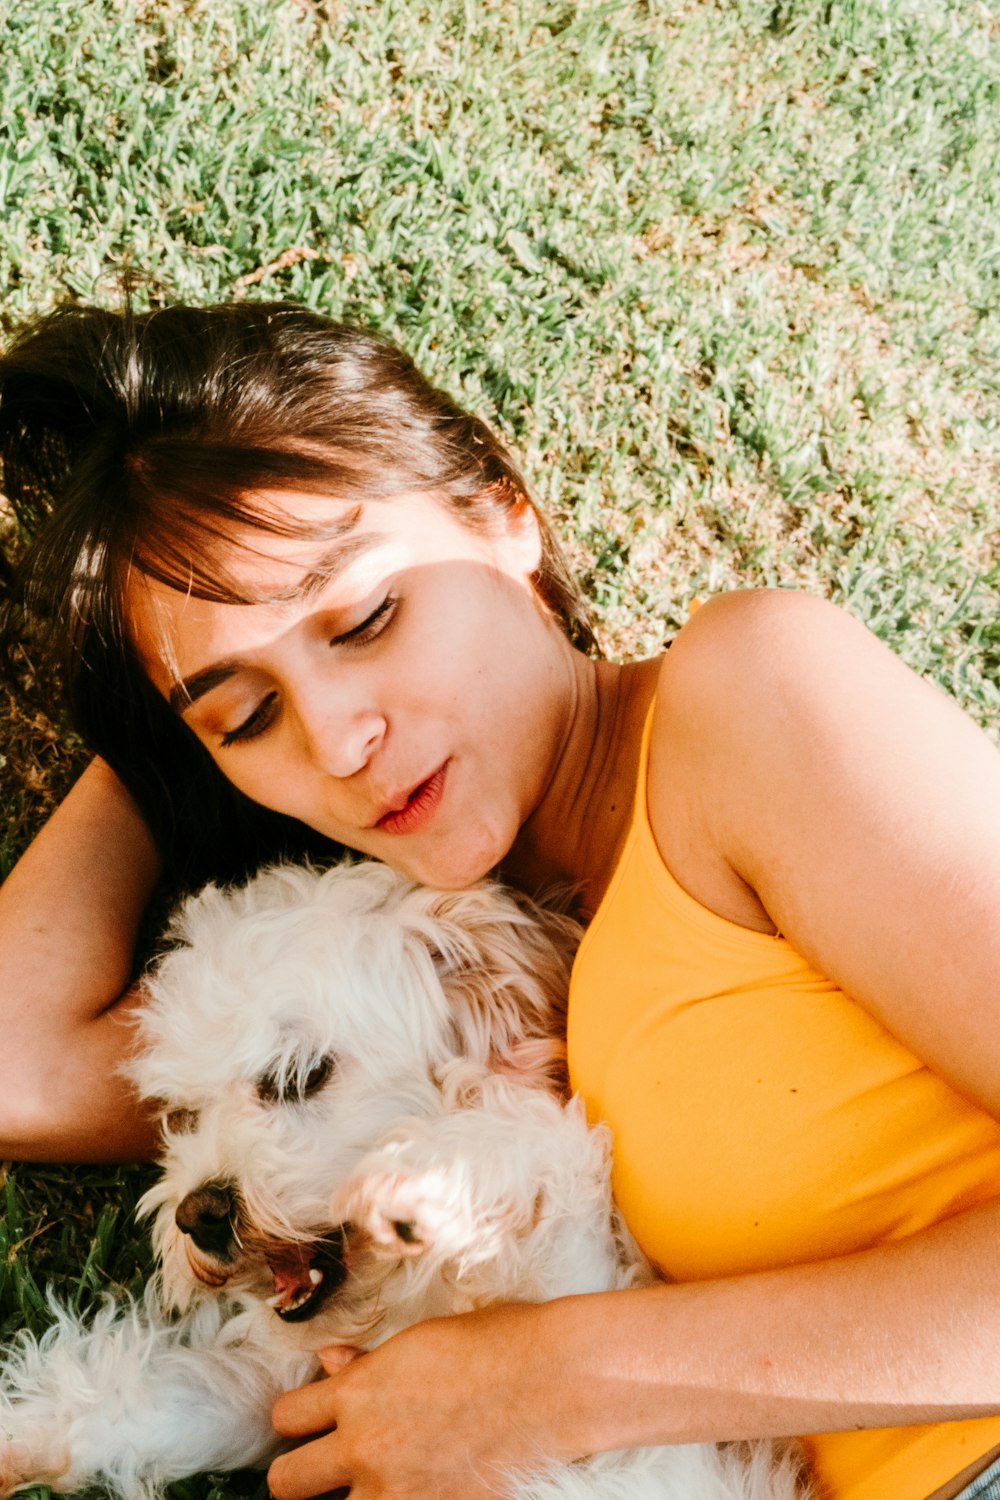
575, 691, 790, 970
571, 700, 656, 975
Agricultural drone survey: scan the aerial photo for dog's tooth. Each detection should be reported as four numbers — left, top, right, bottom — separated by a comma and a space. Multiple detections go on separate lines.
308, 1268, 323, 1286
265, 1292, 284, 1308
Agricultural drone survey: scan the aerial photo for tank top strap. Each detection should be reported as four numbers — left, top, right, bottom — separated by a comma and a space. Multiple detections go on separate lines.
632, 695, 657, 823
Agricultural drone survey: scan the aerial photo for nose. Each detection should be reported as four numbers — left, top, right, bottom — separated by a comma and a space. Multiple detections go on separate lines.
175, 1182, 236, 1257
297, 694, 386, 780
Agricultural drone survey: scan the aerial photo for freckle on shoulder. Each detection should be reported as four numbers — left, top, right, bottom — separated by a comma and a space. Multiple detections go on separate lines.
651, 589, 867, 750
662, 589, 864, 683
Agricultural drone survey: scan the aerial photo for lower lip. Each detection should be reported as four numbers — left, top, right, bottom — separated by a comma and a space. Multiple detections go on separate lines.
376, 763, 449, 836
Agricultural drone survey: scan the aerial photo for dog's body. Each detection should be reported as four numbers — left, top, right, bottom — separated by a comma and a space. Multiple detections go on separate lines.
0, 861, 808, 1500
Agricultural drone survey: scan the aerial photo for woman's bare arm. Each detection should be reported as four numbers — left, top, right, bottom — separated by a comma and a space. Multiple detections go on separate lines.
0, 756, 164, 1160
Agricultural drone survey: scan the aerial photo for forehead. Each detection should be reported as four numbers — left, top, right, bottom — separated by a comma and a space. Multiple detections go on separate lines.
134, 486, 490, 595
124, 487, 485, 686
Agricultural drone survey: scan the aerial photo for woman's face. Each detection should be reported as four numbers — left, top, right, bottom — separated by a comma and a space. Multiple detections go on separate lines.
129, 489, 574, 888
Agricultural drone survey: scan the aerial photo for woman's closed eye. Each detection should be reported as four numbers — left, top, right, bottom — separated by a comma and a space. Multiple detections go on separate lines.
334, 592, 398, 648
220, 691, 280, 748
218, 594, 399, 749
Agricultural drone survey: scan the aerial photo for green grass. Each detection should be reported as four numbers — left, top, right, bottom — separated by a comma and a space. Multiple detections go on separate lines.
3, 0, 999, 721
0, 1162, 156, 1337
1, 0, 999, 1493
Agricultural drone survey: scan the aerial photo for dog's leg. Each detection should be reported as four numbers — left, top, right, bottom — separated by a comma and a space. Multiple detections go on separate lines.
0, 1293, 316, 1499
333, 1083, 629, 1301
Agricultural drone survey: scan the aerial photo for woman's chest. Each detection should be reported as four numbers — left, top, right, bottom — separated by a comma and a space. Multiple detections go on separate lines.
567, 831, 1000, 1280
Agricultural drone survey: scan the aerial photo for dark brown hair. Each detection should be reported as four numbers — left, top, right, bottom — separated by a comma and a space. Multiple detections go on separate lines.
0, 300, 596, 889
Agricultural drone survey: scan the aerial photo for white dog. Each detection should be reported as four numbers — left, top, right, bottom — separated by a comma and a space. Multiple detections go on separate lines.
0, 860, 809, 1500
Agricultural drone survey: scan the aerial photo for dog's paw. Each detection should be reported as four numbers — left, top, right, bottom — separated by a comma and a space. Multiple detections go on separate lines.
334, 1163, 475, 1260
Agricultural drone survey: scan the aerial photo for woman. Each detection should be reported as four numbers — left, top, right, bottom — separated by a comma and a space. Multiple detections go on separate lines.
1, 301, 999, 1500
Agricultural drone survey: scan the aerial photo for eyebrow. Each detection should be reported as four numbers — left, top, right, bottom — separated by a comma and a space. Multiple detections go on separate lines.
168, 529, 380, 714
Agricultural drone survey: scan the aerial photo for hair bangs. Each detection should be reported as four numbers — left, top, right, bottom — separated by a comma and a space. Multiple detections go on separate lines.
118, 441, 367, 605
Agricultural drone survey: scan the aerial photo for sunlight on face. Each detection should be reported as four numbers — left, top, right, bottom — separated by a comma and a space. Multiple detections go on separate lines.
128, 488, 572, 888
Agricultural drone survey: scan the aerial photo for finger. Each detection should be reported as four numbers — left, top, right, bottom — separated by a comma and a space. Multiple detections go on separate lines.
272, 1374, 341, 1437
318, 1344, 361, 1375
268, 1430, 348, 1500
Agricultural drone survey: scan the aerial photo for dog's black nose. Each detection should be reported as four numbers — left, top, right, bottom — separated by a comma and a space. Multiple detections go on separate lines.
175, 1183, 236, 1256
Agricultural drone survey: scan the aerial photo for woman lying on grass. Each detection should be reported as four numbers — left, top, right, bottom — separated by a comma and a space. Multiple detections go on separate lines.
0, 301, 999, 1500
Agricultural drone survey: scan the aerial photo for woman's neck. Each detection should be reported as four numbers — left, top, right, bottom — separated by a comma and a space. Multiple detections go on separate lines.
501, 653, 661, 918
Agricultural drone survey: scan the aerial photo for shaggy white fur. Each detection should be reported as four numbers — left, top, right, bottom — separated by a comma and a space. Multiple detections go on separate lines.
0, 860, 811, 1500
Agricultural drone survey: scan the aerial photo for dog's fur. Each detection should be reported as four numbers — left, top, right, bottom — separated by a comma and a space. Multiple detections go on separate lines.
0, 860, 810, 1500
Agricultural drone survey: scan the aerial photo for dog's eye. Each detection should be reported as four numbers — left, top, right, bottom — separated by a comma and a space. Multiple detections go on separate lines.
163, 1107, 200, 1134
256, 1054, 336, 1105
302, 1054, 335, 1096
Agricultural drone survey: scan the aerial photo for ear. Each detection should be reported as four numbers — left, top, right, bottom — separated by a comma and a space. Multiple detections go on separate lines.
493, 495, 544, 581
399, 881, 580, 1092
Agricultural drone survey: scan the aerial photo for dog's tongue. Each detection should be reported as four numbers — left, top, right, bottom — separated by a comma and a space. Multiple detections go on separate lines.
265, 1243, 317, 1309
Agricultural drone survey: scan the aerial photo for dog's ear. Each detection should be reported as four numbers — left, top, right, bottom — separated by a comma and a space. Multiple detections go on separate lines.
398, 882, 581, 1093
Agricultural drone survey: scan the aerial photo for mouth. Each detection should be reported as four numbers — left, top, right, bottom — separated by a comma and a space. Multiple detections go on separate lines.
264, 1231, 348, 1323
374, 762, 448, 836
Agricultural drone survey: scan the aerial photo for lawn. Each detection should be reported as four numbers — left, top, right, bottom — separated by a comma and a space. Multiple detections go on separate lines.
1, 0, 998, 1494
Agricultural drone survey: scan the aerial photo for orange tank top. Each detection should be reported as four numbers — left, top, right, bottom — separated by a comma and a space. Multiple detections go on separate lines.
567, 703, 1000, 1500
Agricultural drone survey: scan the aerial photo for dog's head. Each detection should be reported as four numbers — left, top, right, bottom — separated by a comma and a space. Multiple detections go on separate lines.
127, 860, 577, 1333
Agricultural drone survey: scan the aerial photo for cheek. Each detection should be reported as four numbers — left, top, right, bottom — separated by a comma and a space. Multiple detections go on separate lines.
204, 744, 271, 798
204, 738, 315, 824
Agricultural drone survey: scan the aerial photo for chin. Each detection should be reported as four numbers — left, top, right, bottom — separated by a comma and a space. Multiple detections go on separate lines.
396, 832, 513, 892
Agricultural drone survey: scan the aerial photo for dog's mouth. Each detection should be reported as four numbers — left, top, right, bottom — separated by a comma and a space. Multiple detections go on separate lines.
264, 1231, 348, 1323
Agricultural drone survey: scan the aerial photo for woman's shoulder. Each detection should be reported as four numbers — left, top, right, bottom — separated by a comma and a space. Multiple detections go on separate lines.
641, 590, 849, 932
642, 588, 946, 933
656, 585, 868, 686
649, 587, 906, 762
641, 592, 1000, 1113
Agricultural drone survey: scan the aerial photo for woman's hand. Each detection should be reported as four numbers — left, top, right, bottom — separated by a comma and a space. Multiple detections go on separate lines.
268, 1303, 575, 1500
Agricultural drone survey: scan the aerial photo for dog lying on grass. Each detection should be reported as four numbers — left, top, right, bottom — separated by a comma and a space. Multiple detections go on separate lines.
0, 860, 809, 1500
